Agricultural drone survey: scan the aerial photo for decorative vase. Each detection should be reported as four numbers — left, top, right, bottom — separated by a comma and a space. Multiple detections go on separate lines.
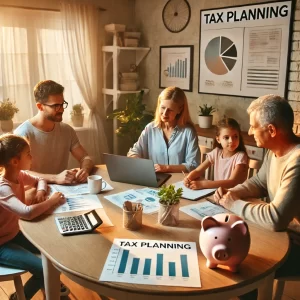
158, 203, 179, 226
1, 119, 13, 133
198, 115, 213, 129
71, 114, 84, 127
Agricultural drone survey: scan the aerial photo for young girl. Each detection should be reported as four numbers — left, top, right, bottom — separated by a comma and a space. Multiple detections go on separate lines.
0, 134, 67, 300
184, 117, 249, 190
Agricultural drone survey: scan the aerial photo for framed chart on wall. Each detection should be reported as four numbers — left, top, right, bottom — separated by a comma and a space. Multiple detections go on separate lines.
160, 45, 194, 92
198, 0, 294, 98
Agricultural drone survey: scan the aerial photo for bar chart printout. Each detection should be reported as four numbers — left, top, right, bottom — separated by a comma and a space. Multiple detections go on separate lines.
100, 239, 201, 287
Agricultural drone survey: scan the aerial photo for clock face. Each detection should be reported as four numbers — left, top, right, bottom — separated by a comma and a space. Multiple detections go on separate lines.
162, 0, 191, 33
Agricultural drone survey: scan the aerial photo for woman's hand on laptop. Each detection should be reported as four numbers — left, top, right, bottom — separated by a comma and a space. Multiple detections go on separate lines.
128, 154, 140, 158
154, 164, 168, 172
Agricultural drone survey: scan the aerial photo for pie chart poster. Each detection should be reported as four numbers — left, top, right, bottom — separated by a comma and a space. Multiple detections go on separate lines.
198, 0, 293, 98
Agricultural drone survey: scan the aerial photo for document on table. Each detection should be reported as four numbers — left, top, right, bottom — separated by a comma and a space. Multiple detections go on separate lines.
173, 181, 216, 200
104, 188, 160, 214
100, 238, 201, 287
52, 194, 103, 214
180, 200, 228, 220
49, 181, 113, 197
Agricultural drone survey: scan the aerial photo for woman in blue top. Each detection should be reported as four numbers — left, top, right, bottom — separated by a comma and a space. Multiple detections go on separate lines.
127, 86, 200, 173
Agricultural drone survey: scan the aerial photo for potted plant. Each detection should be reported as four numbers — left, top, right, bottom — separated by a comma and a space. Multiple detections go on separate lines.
71, 104, 84, 127
107, 90, 154, 144
198, 104, 216, 129
0, 98, 19, 132
158, 184, 183, 226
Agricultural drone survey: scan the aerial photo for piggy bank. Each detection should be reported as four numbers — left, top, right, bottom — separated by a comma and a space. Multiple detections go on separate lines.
199, 213, 250, 272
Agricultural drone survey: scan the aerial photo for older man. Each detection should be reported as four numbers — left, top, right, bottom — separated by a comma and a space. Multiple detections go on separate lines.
214, 94, 300, 299
15, 80, 94, 185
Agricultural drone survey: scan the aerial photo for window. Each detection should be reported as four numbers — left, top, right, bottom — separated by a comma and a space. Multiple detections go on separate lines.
0, 8, 84, 123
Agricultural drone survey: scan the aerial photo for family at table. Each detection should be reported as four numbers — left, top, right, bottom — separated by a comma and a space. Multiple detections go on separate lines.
0, 80, 299, 300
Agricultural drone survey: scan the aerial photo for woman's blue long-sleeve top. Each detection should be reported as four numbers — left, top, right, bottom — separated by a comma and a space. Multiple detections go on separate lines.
127, 121, 200, 172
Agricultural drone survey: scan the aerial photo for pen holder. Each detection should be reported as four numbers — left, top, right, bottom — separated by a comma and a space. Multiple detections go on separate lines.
123, 201, 143, 231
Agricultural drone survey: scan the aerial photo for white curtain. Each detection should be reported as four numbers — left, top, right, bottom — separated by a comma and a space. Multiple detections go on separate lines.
0, 7, 83, 123
61, 1, 108, 164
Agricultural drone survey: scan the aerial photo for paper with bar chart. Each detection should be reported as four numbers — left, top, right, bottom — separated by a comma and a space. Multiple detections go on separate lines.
52, 194, 103, 214
100, 239, 201, 287
180, 200, 228, 221
160, 46, 193, 91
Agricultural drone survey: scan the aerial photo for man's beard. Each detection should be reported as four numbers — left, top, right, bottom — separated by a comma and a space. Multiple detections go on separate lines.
46, 113, 63, 122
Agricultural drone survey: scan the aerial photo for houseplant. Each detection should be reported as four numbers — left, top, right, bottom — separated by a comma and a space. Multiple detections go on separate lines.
198, 104, 216, 129
107, 90, 154, 144
71, 104, 84, 127
0, 98, 19, 132
158, 184, 183, 226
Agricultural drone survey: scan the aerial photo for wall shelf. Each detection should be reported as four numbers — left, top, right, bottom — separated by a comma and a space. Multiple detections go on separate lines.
102, 34, 150, 154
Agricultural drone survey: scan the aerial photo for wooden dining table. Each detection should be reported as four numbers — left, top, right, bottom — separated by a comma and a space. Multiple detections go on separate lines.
20, 166, 290, 300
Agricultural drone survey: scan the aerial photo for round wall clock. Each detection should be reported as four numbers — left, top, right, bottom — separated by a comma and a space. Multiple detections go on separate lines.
162, 0, 191, 33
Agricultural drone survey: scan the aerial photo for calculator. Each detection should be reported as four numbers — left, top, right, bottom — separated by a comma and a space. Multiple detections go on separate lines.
55, 210, 103, 236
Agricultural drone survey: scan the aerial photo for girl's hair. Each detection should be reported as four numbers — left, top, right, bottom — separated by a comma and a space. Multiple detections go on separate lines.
154, 86, 194, 128
0, 134, 29, 167
213, 117, 247, 154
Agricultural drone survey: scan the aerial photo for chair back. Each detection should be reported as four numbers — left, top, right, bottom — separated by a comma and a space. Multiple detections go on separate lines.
199, 146, 213, 180
248, 159, 262, 179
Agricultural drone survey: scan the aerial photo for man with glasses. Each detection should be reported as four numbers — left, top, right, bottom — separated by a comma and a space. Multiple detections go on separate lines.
214, 94, 300, 299
15, 80, 94, 186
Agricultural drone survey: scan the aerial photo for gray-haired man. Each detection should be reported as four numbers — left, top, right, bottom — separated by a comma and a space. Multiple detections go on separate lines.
214, 95, 300, 299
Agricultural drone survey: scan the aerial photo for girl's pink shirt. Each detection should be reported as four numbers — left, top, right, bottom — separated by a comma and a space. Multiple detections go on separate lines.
207, 148, 248, 181
0, 171, 47, 245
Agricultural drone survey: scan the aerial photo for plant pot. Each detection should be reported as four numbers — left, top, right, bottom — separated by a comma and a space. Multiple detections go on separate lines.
71, 114, 84, 127
158, 203, 179, 226
1, 119, 13, 132
198, 115, 213, 129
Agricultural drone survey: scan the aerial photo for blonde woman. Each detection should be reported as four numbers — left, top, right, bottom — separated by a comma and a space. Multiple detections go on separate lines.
127, 87, 200, 173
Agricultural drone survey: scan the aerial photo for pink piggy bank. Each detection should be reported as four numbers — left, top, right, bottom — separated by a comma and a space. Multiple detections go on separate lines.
199, 213, 250, 272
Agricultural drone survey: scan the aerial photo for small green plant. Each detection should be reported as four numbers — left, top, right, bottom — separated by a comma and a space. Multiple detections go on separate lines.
71, 104, 84, 116
198, 104, 216, 116
107, 90, 154, 143
0, 98, 19, 120
158, 184, 183, 206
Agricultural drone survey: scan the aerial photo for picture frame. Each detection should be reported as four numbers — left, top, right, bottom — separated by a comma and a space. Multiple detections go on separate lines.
159, 45, 193, 92
198, 0, 294, 98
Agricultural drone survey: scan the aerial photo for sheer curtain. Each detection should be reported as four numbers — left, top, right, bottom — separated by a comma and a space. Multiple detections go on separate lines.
0, 7, 83, 123
61, 1, 108, 164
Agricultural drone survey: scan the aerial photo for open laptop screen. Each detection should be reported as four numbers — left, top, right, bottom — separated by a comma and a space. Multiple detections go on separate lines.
103, 153, 171, 187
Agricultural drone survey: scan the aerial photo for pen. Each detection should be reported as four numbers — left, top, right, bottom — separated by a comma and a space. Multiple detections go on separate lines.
182, 171, 191, 185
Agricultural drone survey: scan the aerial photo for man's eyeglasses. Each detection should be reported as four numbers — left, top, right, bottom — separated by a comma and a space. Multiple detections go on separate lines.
42, 100, 68, 112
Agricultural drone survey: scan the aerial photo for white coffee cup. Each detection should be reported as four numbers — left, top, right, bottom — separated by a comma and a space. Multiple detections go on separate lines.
87, 175, 107, 194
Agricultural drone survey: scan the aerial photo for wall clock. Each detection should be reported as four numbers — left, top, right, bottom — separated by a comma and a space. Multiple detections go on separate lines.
162, 0, 191, 33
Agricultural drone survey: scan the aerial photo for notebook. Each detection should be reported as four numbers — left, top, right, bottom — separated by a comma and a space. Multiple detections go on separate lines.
103, 153, 172, 188
173, 182, 216, 201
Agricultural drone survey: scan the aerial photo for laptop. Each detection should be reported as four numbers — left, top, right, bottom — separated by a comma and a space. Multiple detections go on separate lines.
103, 153, 172, 187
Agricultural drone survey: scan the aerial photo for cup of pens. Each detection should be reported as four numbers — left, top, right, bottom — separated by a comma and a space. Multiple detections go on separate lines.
123, 201, 143, 231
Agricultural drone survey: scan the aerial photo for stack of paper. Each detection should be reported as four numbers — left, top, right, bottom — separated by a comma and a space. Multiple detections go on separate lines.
173, 181, 216, 200
104, 188, 160, 214
180, 200, 228, 220
49, 182, 113, 214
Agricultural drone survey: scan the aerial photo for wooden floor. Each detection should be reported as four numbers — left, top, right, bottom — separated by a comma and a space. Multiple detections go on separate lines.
0, 273, 300, 299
